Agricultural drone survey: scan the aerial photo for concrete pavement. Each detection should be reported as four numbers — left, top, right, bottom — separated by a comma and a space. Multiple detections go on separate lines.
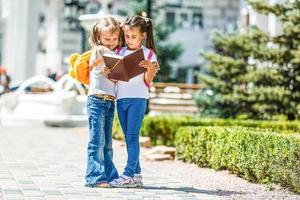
0, 125, 223, 200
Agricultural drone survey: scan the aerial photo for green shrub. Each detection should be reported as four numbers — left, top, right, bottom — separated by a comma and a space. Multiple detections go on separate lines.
140, 115, 300, 146
176, 126, 300, 193
140, 115, 192, 145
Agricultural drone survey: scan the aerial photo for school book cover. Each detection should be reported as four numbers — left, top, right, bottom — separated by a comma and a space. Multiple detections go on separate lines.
103, 48, 146, 81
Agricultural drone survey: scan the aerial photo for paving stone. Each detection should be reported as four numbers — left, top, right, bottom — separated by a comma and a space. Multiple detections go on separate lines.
42, 190, 63, 196
22, 191, 44, 197
3, 189, 23, 195
0, 126, 220, 200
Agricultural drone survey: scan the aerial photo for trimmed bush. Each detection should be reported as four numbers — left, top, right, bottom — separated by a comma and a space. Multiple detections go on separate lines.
176, 126, 300, 193
140, 115, 300, 146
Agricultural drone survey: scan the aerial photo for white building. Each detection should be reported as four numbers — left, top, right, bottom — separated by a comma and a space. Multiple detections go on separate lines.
156, 0, 240, 83
112, 0, 240, 83
0, 0, 82, 85
0, 0, 3, 64
0, 0, 39, 85
0, 0, 241, 85
240, 0, 287, 36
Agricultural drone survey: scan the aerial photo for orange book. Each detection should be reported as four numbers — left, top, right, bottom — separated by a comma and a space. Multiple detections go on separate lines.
103, 48, 146, 82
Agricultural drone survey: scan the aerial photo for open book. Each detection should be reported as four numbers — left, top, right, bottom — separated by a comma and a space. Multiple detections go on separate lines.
103, 48, 146, 82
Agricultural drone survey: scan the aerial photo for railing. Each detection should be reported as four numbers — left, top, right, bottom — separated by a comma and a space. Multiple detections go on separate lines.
149, 82, 203, 115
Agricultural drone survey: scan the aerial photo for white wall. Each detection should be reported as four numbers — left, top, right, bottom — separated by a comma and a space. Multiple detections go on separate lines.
2, 0, 39, 85
247, 0, 283, 36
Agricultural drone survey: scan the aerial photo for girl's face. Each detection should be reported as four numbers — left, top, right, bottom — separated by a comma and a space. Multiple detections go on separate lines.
100, 30, 119, 50
124, 26, 146, 50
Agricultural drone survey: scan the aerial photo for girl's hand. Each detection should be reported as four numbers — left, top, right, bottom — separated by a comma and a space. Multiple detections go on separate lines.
143, 61, 160, 85
103, 66, 111, 77
148, 61, 160, 75
139, 60, 160, 74
151, 62, 160, 74
139, 60, 152, 70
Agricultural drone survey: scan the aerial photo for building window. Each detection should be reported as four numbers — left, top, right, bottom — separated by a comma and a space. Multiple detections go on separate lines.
166, 12, 176, 27
192, 12, 203, 29
85, 1, 101, 14
166, 0, 182, 6
180, 13, 190, 28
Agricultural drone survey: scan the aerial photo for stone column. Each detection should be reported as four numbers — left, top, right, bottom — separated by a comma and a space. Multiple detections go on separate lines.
45, 0, 63, 74
186, 67, 194, 84
2, 0, 39, 85
0, 0, 7, 64
268, 0, 277, 36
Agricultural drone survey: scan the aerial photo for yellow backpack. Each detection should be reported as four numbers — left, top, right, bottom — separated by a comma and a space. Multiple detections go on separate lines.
69, 46, 113, 84
69, 50, 92, 85
68, 47, 152, 85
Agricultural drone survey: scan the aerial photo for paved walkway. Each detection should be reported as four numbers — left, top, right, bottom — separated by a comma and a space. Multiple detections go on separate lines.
0, 125, 222, 200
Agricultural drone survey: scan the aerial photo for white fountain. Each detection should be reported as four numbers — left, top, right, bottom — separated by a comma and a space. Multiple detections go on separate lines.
0, 75, 88, 127
0, 0, 125, 127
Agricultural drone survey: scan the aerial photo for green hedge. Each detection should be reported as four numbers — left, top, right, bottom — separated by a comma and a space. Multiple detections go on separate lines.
176, 126, 300, 193
138, 116, 300, 146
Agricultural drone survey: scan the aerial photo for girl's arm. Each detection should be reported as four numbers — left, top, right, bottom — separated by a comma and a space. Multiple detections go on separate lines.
139, 60, 160, 85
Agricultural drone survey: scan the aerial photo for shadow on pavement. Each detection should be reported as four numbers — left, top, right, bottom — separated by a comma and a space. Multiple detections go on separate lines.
142, 186, 244, 196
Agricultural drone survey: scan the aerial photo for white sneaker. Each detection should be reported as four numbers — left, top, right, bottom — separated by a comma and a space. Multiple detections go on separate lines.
133, 174, 143, 187
109, 174, 137, 188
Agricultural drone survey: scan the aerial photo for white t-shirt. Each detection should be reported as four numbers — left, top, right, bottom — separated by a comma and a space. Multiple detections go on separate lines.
117, 46, 157, 100
88, 47, 116, 97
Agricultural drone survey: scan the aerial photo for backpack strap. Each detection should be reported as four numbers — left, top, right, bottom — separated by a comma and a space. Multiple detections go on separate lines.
116, 47, 126, 56
115, 47, 122, 54
144, 49, 155, 90
147, 49, 154, 60
144, 75, 151, 89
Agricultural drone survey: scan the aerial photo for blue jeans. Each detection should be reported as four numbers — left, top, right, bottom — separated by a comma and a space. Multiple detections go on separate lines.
117, 98, 147, 177
85, 95, 118, 185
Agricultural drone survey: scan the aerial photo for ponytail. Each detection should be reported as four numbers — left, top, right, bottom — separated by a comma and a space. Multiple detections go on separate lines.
145, 19, 156, 53
90, 22, 100, 48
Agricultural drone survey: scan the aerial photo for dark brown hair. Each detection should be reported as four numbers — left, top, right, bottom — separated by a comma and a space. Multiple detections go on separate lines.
89, 16, 124, 49
124, 15, 156, 53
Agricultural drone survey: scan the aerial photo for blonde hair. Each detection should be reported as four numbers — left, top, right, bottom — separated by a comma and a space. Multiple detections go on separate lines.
89, 16, 123, 49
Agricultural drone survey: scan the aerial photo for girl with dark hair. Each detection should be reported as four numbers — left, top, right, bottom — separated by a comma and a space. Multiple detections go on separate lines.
110, 13, 160, 188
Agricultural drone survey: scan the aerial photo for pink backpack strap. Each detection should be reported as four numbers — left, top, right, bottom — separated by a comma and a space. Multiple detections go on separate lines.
143, 74, 151, 89
147, 49, 154, 60
115, 47, 126, 56
115, 47, 122, 54
144, 49, 155, 90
